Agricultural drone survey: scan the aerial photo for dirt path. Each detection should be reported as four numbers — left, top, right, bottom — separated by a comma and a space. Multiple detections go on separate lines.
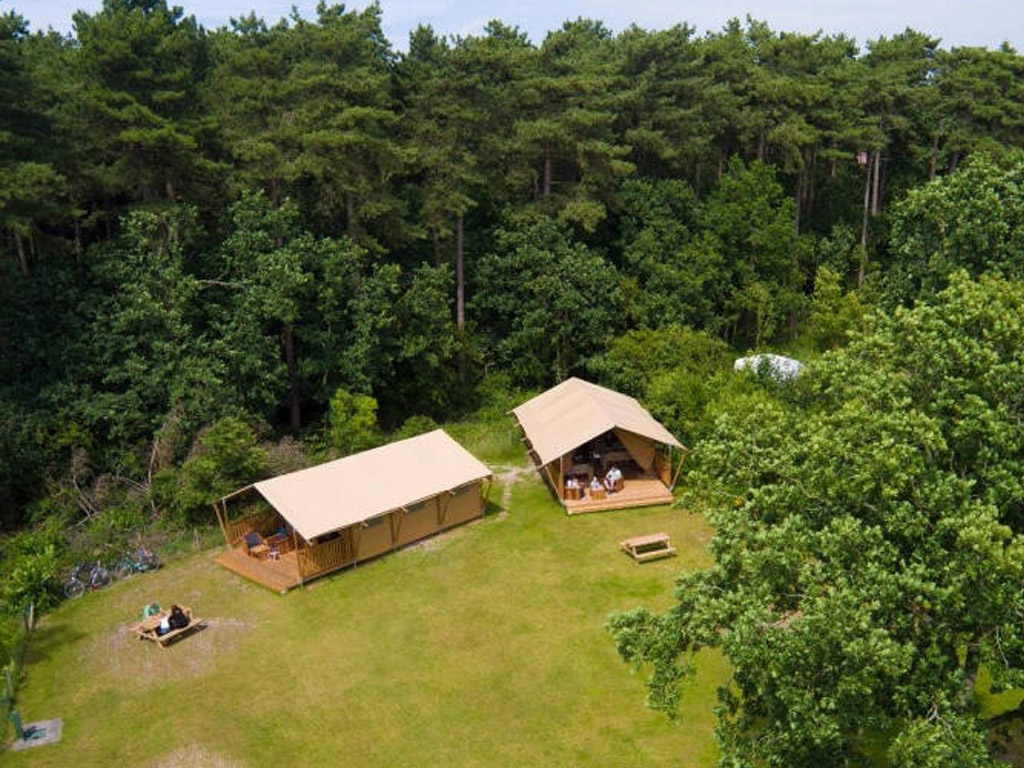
491, 465, 538, 510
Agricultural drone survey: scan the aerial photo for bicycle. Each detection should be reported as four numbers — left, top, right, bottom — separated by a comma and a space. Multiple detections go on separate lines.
62, 563, 111, 597
113, 545, 161, 579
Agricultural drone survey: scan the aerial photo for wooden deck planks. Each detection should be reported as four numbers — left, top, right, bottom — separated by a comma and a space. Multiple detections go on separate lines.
563, 477, 674, 515
214, 548, 304, 593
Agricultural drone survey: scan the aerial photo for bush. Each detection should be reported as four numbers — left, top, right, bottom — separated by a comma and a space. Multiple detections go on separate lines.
0, 524, 65, 616
328, 389, 380, 456
153, 417, 267, 524
589, 326, 731, 398
393, 415, 440, 441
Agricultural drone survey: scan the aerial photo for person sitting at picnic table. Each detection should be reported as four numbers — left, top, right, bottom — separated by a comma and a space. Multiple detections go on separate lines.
589, 476, 602, 493
158, 605, 189, 636
565, 476, 579, 491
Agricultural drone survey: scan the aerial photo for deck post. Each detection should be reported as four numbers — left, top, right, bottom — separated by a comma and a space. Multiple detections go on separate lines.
294, 530, 305, 587
542, 462, 560, 500
438, 491, 453, 527
391, 508, 407, 551
351, 523, 363, 565
483, 476, 493, 511
670, 446, 689, 490
213, 501, 230, 547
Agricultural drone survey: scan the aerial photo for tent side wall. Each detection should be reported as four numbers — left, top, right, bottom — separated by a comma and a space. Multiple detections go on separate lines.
443, 481, 486, 526
303, 479, 488, 576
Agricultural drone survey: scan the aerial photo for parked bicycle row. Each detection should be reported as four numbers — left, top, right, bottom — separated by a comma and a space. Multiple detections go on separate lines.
62, 545, 161, 597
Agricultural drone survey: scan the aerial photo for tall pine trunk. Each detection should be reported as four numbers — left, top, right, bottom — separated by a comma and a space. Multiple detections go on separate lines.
14, 231, 28, 277
807, 148, 817, 217
859, 155, 872, 286
74, 219, 83, 266
456, 213, 465, 328
345, 193, 356, 237
929, 134, 939, 181
543, 149, 552, 198
871, 149, 882, 216
794, 170, 803, 236
283, 323, 300, 430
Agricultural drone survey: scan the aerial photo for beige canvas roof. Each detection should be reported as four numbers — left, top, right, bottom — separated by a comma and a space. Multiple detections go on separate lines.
253, 429, 492, 541
511, 377, 683, 466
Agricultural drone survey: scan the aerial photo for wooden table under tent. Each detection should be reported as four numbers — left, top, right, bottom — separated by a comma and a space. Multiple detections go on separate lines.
212, 430, 494, 593
511, 377, 687, 514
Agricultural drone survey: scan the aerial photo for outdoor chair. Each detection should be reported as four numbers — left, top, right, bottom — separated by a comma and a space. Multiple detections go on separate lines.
243, 531, 269, 559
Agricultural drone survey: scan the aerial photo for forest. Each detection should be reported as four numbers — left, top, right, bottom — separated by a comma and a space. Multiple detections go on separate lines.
3, 1, 1024, 764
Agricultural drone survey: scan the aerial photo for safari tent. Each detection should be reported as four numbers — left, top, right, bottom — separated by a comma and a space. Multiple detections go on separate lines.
511, 378, 686, 514
212, 429, 493, 592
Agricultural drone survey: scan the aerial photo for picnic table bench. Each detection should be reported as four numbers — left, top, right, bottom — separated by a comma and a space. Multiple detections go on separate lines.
131, 605, 204, 648
620, 532, 676, 563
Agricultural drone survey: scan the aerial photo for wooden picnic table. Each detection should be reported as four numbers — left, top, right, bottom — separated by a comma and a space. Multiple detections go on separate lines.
132, 606, 204, 649
620, 532, 676, 563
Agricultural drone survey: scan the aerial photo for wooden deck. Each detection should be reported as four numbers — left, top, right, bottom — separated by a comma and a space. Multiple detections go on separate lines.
214, 548, 305, 593
563, 477, 674, 515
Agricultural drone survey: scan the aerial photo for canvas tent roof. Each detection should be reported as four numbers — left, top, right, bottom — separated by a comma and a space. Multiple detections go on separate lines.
510, 377, 683, 466
252, 429, 492, 541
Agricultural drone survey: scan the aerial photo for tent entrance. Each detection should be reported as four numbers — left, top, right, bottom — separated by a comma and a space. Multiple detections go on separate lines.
556, 429, 676, 514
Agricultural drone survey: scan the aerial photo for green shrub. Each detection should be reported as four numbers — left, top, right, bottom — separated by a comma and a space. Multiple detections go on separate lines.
328, 389, 380, 456
393, 415, 440, 441
153, 417, 267, 524
0, 524, 65, 616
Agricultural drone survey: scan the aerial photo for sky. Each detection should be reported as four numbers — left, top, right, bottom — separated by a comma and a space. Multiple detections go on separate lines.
12, 0, 1024, 52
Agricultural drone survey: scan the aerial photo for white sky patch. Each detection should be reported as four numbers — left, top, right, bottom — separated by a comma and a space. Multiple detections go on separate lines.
12, 0, 1024, 50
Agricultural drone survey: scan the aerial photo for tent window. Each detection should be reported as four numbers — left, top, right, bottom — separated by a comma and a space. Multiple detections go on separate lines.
365, 516, 385, 528
452, 483, 474, 496
407, 501, 426, 513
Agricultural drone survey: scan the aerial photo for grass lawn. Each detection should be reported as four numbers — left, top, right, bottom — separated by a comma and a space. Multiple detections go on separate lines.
6, 472, 727, 767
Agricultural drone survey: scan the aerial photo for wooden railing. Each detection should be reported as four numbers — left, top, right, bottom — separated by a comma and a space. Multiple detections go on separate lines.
225, 509, 279, 546
297, 537, 351, 577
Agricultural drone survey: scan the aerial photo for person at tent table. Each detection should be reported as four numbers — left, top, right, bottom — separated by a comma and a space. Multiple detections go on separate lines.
604, 464, 622, 492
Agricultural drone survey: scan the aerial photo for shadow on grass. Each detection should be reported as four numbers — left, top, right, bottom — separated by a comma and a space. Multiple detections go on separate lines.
482, 497, 505, 517
22, 621, 86, 668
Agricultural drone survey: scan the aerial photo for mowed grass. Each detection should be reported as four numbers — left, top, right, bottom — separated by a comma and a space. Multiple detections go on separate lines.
8, 476, 726, 768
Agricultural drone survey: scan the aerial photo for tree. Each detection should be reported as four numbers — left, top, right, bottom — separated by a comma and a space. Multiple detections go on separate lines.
54, 207, 210, 449
936, 44, 1024, 174
327, 389, 379, 455
617, 178, 726, 329
608, 273, 1024, 765
206, 13, 294, 203
887, 153, 1024, 304
285, 3, 407, 247
398, 25, 484, 327
212, 190, 309, 429
472, 212, 622, 384
0, 12, 64, 276
71, 0, 218, 205
155, 416, 266, 523
704, 158, 802, 345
